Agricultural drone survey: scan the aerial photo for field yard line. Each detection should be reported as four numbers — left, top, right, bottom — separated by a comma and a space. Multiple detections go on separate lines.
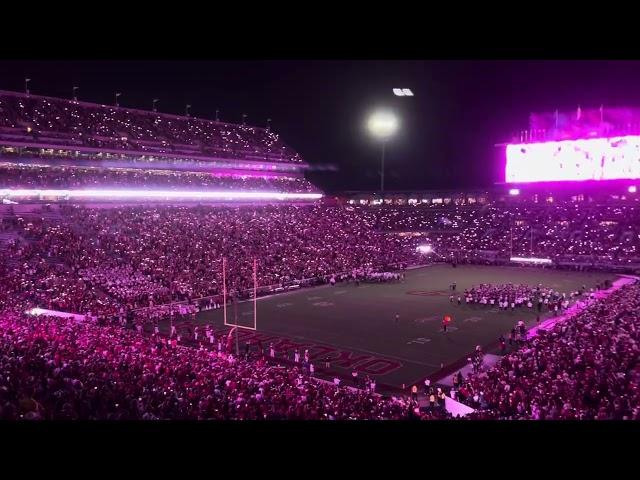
230, 265, 438, 305
254, 327, 441, 368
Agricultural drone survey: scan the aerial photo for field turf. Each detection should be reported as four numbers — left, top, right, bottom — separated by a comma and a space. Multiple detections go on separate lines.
166, 264, 615, 393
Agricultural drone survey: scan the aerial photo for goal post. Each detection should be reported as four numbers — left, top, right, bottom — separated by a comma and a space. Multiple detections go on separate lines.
222, 257, 258, 331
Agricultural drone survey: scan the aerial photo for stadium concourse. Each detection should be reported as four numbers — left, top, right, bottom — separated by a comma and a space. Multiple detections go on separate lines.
0, 90, 639, 420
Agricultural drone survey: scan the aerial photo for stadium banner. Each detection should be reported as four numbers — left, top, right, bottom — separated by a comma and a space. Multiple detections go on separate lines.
25, 307, 87, 321
444, 395, 475, 417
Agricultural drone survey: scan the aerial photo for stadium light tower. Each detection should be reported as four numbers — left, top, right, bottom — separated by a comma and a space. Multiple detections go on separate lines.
367, 110, 398, 192
242, 114, 247, 126
153, 98, 159, 112
185, 104, 191, 117
215, 109, 220, 122
72, 86, 79, 102
115, 92, 121, 107
25, 78, 31, 95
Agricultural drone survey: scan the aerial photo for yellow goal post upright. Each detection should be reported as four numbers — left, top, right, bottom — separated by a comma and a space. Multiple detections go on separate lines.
222, 257, 258, 331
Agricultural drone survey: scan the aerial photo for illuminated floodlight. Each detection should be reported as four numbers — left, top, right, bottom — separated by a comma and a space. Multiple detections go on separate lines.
506, 135, 640, 183
509, 188, 520, 196
416, 245, 433, 254
629, 185, 637, 193
393, 88, 414, 97
0, 189, 323, 202
367, 111, 398, 140
510, 256, 552, 265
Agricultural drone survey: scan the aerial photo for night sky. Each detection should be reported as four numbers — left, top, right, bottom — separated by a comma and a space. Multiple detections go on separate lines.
3, 60, 640, 192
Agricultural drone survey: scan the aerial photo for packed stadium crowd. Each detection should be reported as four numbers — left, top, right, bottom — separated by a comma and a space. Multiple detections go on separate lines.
357, 204, 640, 266
3, 201, 640, 318
1, 199, 640, 419
0, 205, 421, 316
448, 283, 640, 420
0, 91, 302, 162
1, 279, 638, 420
0, 313, 431, 420
0, 164, 317, 193
3, 85, 640, 421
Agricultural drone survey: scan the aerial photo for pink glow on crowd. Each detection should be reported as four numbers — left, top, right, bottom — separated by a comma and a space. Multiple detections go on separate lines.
506, 136, 640, 183
0, 189, 323, 201
629, 185, 637, 193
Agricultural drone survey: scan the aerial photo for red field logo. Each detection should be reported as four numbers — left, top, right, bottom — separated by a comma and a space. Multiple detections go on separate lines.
406, 290, 449, 296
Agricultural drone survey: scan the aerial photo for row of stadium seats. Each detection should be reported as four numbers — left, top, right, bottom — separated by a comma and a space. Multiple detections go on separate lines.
449, 282, 640, 420
2, 274, 638, 419
0, 205, 421, 315
0, 163, 318, 193
0, 312, 425, 420
6, 202, 640, 318
2, 202, 640, 420
0, 91, 302, 162
356, 204, 640, 266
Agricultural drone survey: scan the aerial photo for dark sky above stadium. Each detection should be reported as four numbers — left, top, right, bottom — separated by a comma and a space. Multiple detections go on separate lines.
3, 60, 640, 192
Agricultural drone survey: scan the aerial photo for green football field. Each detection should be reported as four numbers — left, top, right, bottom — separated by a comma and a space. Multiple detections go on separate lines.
164, 264, 615, 393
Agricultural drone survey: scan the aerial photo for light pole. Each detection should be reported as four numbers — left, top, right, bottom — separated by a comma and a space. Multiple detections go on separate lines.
152, 98, 159, 112
242, 114, 247, 126
367, 110, 398, 193
25, 78, 31, 95
266, 118, 272, 131
73, 86, 79, 101
115, 92, 121, 107
215, 109, 220, 122
185, 104, 191, 117
381, 142, 386, 192
530, 228, 534, 254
